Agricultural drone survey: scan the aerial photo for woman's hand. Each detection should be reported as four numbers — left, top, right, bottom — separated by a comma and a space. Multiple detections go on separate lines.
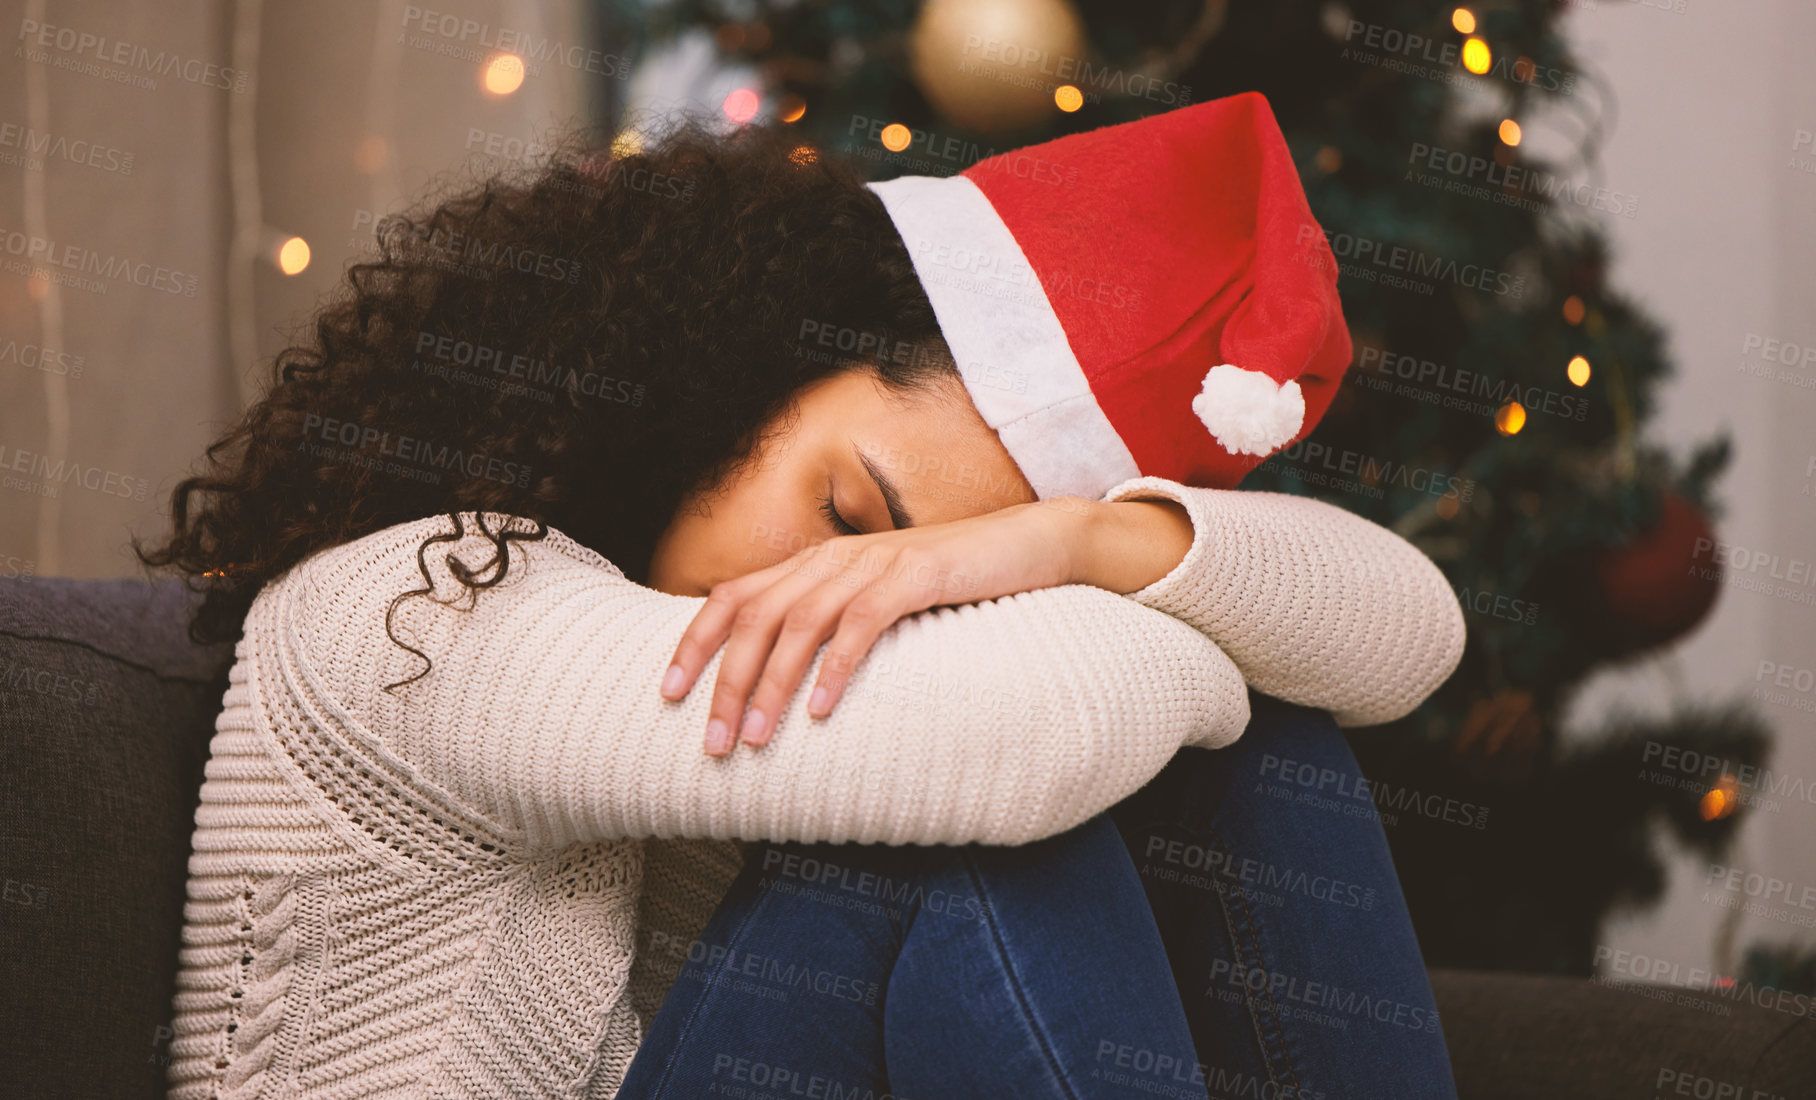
661, 496, 1099, 755
660, 493, 1197, 756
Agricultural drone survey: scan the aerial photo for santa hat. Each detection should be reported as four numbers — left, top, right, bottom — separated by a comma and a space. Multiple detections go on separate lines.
865, 91, 1350, 499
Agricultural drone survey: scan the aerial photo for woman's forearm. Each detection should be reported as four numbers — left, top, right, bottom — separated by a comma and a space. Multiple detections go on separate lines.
1072, 477, 1467, 727
291, 513, 1254, 853
1071, 496, 1197, 595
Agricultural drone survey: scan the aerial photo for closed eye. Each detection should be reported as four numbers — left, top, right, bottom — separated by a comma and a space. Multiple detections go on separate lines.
819, 492, 861, 536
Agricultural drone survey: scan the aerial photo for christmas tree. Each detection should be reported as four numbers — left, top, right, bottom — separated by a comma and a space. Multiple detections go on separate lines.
612, 0, 1774, 974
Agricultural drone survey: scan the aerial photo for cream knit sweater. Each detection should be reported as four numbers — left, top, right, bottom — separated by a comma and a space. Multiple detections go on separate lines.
166, 476, 1464, 1098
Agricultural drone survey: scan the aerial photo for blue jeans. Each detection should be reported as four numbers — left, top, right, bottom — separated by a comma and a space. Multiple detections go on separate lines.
618, 694, 1457, 1099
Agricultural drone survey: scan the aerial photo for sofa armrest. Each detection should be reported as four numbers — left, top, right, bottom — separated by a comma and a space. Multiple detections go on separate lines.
0, 578, 233, 1100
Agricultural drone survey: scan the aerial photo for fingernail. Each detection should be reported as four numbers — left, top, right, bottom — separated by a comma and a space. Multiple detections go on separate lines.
705, 717, 731, 755
739, 708, 766, 745
661, 664, 686, 698
808, 685, 829, 716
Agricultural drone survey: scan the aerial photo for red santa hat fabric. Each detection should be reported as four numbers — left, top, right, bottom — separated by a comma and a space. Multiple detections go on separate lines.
865, 91, 1351, 499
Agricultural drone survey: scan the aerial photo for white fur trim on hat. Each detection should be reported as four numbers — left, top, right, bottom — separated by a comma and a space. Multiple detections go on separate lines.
1193, 364, 1305, 457
865, 174, 1139, 501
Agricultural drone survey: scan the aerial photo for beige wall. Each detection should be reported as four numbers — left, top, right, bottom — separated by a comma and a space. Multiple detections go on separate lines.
0, 0, 593, 578
1, 0, 233, 578
1551, 0, 1816, 976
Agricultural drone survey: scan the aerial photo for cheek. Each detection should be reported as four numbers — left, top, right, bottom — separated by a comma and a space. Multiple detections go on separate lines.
644, 508, 709, 595
733, 501, 822, 573
648, 430, 832, 591
706, 455, 832, 576
681, 485, 825, 587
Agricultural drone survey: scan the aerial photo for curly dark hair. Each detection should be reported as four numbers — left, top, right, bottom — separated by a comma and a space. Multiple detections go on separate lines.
135, 118, 959, 648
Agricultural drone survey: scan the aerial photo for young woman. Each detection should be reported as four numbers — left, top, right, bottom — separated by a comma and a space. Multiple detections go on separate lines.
143, 116, 1462, 1099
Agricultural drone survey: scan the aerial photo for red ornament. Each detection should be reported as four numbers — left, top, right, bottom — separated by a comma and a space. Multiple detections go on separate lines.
1591, 492, 1721, 654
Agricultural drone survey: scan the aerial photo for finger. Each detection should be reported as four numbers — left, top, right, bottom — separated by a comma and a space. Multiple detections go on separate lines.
704, 556, 844, 755
806, 581, 909, 719
739, 581, 864, 748
661, 563, 792, 701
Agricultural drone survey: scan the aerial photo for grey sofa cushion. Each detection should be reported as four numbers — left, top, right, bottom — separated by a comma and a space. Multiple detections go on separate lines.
1432, 968, 1816, 1097
0, 577, 232, 1100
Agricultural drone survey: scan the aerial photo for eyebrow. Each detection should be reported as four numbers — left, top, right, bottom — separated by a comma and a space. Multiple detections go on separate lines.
854, 444, 915, 529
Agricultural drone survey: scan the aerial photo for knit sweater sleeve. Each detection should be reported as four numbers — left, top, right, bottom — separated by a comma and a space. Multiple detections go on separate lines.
1099, 476, 1466, 727
281, 513, 1251, 854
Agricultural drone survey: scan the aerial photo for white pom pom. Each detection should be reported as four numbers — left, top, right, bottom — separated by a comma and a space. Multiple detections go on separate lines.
1192, 364, 1305, 456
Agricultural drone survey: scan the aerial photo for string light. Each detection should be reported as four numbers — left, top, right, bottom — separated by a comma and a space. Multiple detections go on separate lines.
1495, 401, 1526, 435
277, 236, 310, 275
881, 123, 912, 152
1054, 85, 1083, 112
778, 94, 807, 123
1567, 356, 1592, 386
225, 0, 264, 414
1499, 119, 1522, 146
1563, 295, 1586, 324
1451, 8, 1477, 34
1462, 37, 1492, 74
722, 88, 760, 124
1700, 775, 1739, 821
482, 54, 524, 96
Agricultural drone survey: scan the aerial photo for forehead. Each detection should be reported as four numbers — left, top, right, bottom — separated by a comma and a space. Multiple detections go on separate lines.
836, 373, 1034, 520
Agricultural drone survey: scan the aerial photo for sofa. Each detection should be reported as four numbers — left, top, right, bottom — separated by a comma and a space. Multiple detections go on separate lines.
3, 576, 1810, 1098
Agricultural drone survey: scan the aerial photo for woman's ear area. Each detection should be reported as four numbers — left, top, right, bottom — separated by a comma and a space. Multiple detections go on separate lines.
930, 369, 1040, 508
858, 366, 1040, 519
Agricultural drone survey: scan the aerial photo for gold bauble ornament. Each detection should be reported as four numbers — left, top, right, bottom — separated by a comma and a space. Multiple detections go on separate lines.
910, 0, 1089, 133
